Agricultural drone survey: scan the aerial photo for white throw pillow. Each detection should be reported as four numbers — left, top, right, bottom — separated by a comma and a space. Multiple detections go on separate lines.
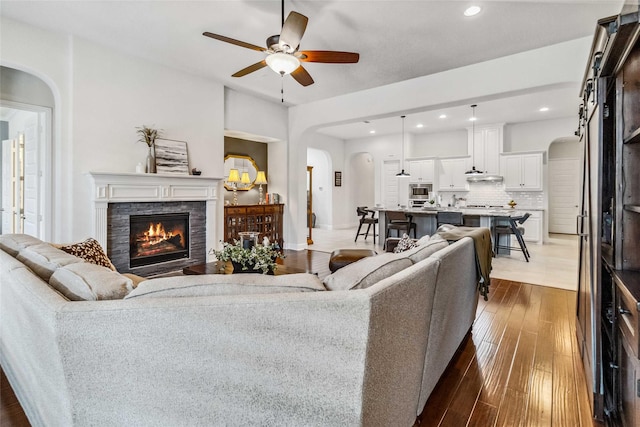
125, 273, 326, 299
323, 253, 413, 291
16, 243, 83, 281
49, 262, 134, 301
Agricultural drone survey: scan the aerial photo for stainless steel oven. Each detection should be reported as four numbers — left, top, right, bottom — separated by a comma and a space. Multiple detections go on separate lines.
409, 183, 432, 200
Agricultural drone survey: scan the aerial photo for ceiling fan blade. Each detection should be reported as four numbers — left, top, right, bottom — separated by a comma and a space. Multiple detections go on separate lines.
203, 32, 266, 52
232, 60, 268, 77
298, 51, 360, 63
291, 65, 314, 87
279, 12, 308, 52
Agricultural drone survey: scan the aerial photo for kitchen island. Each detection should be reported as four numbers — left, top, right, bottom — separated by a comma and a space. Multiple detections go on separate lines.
374, 206, 544, 251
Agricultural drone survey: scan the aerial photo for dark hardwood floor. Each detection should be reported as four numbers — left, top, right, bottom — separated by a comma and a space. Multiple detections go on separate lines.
1, 251, 599, 426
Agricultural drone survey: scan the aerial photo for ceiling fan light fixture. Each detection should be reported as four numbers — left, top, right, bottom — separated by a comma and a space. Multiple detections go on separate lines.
266, 52, 300, 75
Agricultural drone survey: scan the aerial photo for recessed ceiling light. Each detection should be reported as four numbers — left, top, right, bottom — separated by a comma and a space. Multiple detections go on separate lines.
439, 114, 447, 119
539, 107, 549, 112
369, 130, 376, 134
469, 117, 477, 122
416, 124, 424, 128
464, 6, 481, 17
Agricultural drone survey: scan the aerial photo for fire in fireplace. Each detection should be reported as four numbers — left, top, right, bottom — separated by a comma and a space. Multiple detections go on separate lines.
129, 213, 189, 267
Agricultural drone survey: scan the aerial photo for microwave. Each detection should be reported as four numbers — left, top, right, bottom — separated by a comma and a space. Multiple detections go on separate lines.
409, 183, 432, 200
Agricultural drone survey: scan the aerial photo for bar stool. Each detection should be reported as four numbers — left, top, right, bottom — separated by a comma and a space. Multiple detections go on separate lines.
355, 207, 378, 244
494, 213, 531, 262
384, 211, 417, 250
437, 211, 463, 227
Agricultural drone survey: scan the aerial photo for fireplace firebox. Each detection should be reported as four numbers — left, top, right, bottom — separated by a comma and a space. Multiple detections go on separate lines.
129, 213, 189, 268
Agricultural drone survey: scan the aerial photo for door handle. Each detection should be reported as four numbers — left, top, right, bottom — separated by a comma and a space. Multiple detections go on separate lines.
577, 214, 587, 237
619, 306, 632, 316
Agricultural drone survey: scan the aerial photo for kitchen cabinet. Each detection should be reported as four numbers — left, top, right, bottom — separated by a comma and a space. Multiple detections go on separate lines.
520, 210, 542, 244
468, 123, 504, 175
437, 157, 469, 191
407, 159, 435, 183
501, 152, 543, 191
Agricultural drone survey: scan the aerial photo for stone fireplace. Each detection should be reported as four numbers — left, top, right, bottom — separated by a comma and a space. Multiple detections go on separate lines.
88, 172, 220, 276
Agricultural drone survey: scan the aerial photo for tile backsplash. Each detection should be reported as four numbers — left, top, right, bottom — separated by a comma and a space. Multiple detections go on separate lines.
438, 181, 544, 208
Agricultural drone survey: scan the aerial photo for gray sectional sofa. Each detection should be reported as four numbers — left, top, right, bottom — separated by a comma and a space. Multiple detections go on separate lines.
0, 233, 480, 426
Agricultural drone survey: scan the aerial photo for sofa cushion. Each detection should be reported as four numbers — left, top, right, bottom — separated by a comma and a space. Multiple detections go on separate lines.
0, 234, 43, 257
125, 273, 326, 299
49, 262, 134, 301
57, 238, 116, 270
323, 253, 413, 291
16, 243, 84, 281
406, 234, 449, 264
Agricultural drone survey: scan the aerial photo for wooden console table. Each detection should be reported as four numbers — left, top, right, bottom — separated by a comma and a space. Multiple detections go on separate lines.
224, 204, 284, 247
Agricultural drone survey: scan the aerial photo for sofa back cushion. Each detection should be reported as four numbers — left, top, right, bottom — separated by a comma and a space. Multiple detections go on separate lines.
125, 273, 326, 299
405, 234, 449, 264
323, 253, 413, 291
0, 234, 43, 257
49, 262, 134, 301
16, 243, 83, 281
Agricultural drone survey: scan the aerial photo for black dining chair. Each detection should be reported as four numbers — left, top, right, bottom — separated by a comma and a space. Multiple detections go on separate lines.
494, 213, 531, 262
355, 207, 378, 244
383, 210, 417, 249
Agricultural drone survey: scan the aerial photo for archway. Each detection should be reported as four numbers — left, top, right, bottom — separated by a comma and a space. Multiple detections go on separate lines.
0, 66, 54, 240
306, 148, 332, 229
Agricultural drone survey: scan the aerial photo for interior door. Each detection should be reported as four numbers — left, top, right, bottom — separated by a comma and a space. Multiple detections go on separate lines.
1, 139, 15, 232
549, 158, 580, 234
382, 160, 400, 208
22, 114, 40, 236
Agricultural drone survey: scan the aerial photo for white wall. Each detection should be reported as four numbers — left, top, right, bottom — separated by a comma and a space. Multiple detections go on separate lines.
1, 17, 225, 242
410, 130, 467, 158
504, 116, 576, 152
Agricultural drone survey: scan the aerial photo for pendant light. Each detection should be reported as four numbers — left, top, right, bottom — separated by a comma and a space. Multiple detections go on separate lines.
396, 115, 410, 176
465, 104, 483, 176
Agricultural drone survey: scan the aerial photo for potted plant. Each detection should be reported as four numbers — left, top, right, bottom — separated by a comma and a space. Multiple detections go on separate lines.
211, 238, 284, 274
136, 125, 163, 173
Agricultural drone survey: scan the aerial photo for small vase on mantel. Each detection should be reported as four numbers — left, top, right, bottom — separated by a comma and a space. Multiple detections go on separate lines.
146, 145, 156, 174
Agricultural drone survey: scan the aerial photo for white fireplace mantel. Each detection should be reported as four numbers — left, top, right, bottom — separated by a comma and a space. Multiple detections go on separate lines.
87, 172, 222, 254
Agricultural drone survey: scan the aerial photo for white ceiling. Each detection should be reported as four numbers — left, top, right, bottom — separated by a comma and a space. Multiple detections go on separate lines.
0, 0, 624, 138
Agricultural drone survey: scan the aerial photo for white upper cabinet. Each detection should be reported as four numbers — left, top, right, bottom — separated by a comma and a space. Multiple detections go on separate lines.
437, 157, 470, 191
500, 152, 543, 191
468, 124, 504, 175
407, 159, 435, 183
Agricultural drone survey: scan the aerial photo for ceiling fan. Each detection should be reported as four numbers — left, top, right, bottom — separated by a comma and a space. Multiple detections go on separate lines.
202, 0, 359, 87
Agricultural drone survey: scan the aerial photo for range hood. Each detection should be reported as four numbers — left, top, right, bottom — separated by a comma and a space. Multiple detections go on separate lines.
465, 167, 503, 182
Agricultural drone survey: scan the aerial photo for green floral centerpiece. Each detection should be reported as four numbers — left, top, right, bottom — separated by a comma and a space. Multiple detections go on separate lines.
211, 238, 284, 274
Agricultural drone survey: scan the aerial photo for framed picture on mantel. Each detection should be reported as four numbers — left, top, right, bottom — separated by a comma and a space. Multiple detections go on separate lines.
155, 138, 189, 175
334, 171, 342, 187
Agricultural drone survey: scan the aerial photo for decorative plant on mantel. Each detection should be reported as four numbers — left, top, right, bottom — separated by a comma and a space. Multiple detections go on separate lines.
136, 125, 163, 173
211, 238, 284, 274
136, 125, 162, 147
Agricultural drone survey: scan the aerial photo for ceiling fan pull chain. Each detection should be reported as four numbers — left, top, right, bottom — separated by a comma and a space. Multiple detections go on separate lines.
281, 75, 284, 103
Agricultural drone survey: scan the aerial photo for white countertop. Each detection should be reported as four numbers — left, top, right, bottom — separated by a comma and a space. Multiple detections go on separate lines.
373, 206, 542, 217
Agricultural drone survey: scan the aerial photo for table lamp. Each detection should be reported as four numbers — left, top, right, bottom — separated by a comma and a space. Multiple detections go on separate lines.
255, 171, 268, 204
227, 168, 240, 205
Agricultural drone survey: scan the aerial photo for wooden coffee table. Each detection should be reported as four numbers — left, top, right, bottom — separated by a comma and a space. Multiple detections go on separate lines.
183, 260, 308, 276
